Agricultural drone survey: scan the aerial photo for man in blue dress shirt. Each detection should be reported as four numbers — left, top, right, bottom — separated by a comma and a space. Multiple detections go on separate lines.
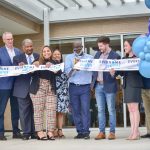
65, 41, 93, 139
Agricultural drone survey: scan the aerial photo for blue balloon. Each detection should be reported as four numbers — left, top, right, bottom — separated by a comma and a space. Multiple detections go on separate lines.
144, 46, 150, 53
146, 41, 150, 50
145, 0, 150, 9
139, 61, 150, 78
145, 53, 150, 61
139, 52, 145, 60
132, 36, 147, 57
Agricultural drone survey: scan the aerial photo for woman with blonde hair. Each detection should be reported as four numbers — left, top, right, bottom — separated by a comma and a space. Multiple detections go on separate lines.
30, 45, 57, 140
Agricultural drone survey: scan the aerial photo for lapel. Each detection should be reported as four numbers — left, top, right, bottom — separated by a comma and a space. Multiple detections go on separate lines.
33, 53, 39, 61
14, 48, 19, 56
95, 51, 101, 59
22, 53, 28, 64
3, 46, 12, 65
107, 50, 113, 59
22, 53, 39, 64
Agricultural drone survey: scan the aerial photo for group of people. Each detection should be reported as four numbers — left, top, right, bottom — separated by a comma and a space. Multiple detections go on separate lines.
0, 32, 150, 141
0, 32, 69, 140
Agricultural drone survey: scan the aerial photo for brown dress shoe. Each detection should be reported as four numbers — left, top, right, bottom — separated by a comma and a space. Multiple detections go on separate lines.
108, 132, 116, 140
95, 132, 106, 140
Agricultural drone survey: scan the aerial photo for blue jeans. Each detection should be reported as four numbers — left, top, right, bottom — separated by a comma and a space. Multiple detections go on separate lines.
69, 84, 91, 135
95, 83, 116, 133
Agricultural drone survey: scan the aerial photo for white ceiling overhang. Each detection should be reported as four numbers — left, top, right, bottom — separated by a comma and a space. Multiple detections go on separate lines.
0, 0, 149, 23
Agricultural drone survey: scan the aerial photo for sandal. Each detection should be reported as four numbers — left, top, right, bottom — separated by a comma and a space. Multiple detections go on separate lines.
47, 135, 55, 140
53, 129, 59, 137
47, 132, 55, 140
58, 129, 65, 138
37, 136, 47, 140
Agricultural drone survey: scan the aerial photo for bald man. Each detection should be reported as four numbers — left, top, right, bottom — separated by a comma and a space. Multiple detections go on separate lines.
65, 41, 93, 139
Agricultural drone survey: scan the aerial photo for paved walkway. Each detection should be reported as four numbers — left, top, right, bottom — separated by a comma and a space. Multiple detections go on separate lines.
0, 127, 150, 150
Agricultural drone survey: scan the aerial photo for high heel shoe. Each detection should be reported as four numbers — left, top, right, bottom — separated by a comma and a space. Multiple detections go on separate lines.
37, 136, 47, 140
130, 134, 141, 140
53, 129, 58, 137
58, 129, 65, 138
47, 134, 55, 140
47, 131, 55, 140
126, 134, 133, 140
131, 135, 140, 140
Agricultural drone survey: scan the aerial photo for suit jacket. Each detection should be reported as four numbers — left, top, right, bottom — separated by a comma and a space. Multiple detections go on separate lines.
91, 50, 120, 93
13, 52, 39, 98
0, 46, 21, 90
29, 59, 61, 95
122, 71, 143, 89
121, 56, 143, 89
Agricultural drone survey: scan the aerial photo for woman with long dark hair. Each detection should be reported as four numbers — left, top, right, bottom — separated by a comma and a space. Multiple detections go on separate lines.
122, 40, 143, 140
30, 46, 57, 140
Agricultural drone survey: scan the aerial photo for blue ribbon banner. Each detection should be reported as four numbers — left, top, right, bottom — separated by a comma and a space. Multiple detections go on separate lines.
74, 58, 140, 71
0, 63, 64, 77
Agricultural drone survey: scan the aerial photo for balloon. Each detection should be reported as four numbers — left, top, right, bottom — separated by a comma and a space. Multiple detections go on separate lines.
132, 36, 147, 57
146, 41, 150, 49
145, 0, 150, 9
145, 53, 150, 61
144, 46, 150, 53
139, 52, 145, 60
139, 61, 150, 78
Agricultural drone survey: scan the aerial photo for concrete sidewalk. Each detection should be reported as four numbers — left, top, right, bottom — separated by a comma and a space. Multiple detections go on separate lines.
0, 127, 149, 150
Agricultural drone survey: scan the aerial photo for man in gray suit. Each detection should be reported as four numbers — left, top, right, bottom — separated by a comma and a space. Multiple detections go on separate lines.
13, 39, 39, 140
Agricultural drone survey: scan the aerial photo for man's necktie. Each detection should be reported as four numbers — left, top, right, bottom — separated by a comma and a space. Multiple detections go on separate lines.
28, 55, 32, 64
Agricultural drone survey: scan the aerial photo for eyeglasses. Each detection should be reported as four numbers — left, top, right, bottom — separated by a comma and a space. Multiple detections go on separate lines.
73, 46, 83, 51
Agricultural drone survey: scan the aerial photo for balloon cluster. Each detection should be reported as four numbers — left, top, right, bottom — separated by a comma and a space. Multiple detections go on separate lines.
132, 0, 150, 78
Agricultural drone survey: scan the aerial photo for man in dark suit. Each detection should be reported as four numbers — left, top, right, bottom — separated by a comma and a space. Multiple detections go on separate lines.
0, 32, 22, 140
13, 39, 39, 140
91, 36, 120, 140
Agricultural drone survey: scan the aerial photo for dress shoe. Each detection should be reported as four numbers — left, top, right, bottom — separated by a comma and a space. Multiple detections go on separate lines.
95, 132, 106, 140
108, 132, 116, 140
31, 134, 37, 139
74, 134, 84, 139
141, 134, 150, 138
13, 132, 22, 139
22, 135, 30, 140
0, 135, 7, 141
83, 134, 90, 140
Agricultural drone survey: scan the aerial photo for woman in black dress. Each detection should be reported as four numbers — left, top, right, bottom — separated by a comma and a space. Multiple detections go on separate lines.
122, 40, 143, 140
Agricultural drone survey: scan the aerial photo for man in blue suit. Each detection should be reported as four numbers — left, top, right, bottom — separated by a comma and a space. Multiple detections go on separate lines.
13, 39, 39, 140
91, 36, 120, 140
0, 32, 22, 140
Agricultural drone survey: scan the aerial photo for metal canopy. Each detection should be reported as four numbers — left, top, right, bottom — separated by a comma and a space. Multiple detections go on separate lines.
0, 0, 149, 23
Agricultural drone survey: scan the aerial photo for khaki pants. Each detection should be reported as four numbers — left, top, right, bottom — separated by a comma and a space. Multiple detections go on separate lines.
142, 89, 150, 134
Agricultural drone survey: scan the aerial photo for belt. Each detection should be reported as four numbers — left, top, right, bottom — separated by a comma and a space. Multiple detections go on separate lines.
96, 81, 104, 84
70, 83, 90, 86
